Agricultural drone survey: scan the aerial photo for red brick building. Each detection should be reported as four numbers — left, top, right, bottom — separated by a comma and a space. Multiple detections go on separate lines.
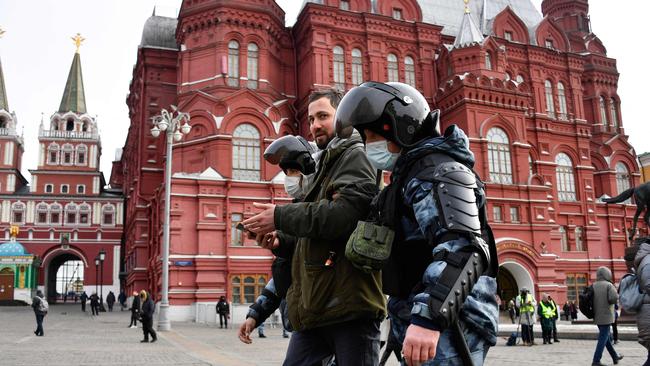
0, 47, 123, 303
115, 0, 643, 320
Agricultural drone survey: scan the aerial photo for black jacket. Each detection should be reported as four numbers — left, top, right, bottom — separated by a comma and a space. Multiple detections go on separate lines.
106, 292, 116, 305
216, 300, 229, 315
141, 293, 155, 319
131, 295, 141, 313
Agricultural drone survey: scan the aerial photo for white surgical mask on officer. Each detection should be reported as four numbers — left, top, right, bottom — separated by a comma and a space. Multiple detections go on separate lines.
284, 175, 302, 198
366, 140, 400, 171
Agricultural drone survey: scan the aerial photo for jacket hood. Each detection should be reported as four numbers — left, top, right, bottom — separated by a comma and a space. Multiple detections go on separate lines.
394, 125, 474, 176
635, 242, 650, 269
596, 266, 612, 282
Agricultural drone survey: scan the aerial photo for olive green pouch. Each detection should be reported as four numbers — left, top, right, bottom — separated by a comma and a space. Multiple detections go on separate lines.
345, 221, 394, 273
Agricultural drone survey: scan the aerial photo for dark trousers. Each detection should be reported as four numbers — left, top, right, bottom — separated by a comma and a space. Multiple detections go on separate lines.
130, 311, 139, 326
283, 319, 380, 366
218, 313, 228, 328
81, 301, 86, 312
108, 303, 114, 312
34, 313, 44, 336
379, 342, 402, 366
521, 324, 534, 344
612, 321, 618, 342
91, 304, 99, 315
142, 316, 157, 341
552, 319, 559, 341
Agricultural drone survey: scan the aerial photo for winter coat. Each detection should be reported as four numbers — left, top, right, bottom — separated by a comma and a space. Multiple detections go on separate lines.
635, 242, 650, 350
80, 292, 88, 303
106, 292, 116, 305
89, 294, 99, 306
275, 132, 385, 331
216, 300, 230, 315
592, 266, 618, 325
130, 295, 141, 313
118, 292, 127, 304
31, 295, 47, 316
141, 292, 155, 319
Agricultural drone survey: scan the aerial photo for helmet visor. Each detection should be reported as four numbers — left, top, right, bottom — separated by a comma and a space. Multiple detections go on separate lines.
335, 85, 397, 139
263, 135, 312, 165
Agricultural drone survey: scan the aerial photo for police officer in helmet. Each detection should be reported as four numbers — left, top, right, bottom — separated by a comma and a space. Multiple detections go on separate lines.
336, 82, 499, 366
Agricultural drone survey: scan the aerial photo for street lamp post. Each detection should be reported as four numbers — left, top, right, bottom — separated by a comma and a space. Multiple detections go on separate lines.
99, 249, 106, 312
150, 106, 191, 331
94, 256, 99, 296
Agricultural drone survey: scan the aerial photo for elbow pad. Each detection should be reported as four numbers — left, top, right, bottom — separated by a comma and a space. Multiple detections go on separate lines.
424, 245, 487, 330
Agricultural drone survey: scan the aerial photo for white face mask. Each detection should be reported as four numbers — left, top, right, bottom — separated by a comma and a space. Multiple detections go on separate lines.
284, 175, 303, 199
366, 140, 400, 171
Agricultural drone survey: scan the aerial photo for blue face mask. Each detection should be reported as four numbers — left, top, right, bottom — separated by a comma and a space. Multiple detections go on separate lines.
365, 140, 400, 171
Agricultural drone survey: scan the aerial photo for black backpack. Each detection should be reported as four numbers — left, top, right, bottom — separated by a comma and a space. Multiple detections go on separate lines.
579, 285, 595, 319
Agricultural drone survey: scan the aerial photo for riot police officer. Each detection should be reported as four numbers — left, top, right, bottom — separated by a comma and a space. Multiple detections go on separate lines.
335, 81, 499, 365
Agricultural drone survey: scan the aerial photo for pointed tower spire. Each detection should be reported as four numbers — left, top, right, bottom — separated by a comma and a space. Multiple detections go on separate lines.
58, 33, 87, 114
454, 0, 484, 48
0, 26, 9, 111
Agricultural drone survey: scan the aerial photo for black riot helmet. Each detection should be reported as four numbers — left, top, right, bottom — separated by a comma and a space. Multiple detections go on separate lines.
263, 135, 316, 175
335, 81, 440, 148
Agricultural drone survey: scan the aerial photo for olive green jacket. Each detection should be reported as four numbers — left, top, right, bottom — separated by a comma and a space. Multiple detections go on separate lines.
274, 133, 386, 330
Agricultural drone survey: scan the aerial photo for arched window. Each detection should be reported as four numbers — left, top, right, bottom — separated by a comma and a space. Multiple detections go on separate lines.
243, 276, 256, 303
227, 40, 240, 87
545, 80, 555, 118
599, 96, 608, 126
50, 204, 62, 225
575, 226, 584, 251
615, 162, 631, 203
557, 82, 568, 120
555, 153, 576, 201
404, 56, 416, 87
486, 128, 512, 184
351, 48, 363, 86
340, 0, 350, 10
11, 202, 25, 224
79, 204, 91, 225
610, 98, 618, 128
559, 226, 569, 251
528, 154, 535, 178
66, 118, 74, 131
62, 144, 74, 165
231, 276, 241, 304
232, 124, 261, 181
76, 145, 87, 165
102, 204, 115, 226
515, 75, 524, 84
333, 46, 345, 91
48, 143, 60, 164
65, 203, 78, 225
485, 52, 492, 70
247, 43, 259, 89
387, 53, 399, 82
36, 203, 49, 224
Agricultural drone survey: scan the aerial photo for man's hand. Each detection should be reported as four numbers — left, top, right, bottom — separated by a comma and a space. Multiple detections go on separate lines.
256, 231, 280, 250
402, 324, 440, 366
238, 318, 257, 344
242, 203, 276, 235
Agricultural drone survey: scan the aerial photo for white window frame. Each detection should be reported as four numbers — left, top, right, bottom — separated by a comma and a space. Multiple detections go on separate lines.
232, 124, 261, 181
610, 98, 618, 128
45, 184, 54, 193
247, 43, 259, 89
102, 204, 116, 226
228, 40, 240, 87
50, 204, 62, 226
231, 213, 243, 246
36, 203, 49, 225
555, 153, 576, 202
76, 145, 87, 166
11, 202, 25, 225
78, 204, 91, 226
545, 80, 555, 118
486, 128, 513, 184
599, 96, 608, 126
493, 206, 502, 222
510, 207, 520, 223
404, 56, 416, 87
333, 46, 346, 91
485, 52, 492, 70
77, 185, 86, 194
351, 48, 363, 86
557, 82, 568, 120
387, 53, 398, 82
61, 184, 70, 194
65, 203, 78, 225
48, 143, 60, 165
560, 226, 569, 251
615, 162, 631, 204
340, 0, 350, 10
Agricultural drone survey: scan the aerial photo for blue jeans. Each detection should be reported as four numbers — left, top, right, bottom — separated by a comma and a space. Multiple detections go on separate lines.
593, 324, 618, 363
34, 313, 44, 336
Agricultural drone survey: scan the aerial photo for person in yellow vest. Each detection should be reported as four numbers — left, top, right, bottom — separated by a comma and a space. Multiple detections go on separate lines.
538, 293, 557, 344
516, 287, 536, 346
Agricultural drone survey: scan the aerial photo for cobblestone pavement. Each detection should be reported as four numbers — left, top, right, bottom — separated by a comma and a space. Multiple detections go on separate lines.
1, 304, 647, 365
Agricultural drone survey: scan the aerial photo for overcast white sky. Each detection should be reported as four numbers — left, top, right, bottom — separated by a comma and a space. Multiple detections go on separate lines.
0, 0, 648, 184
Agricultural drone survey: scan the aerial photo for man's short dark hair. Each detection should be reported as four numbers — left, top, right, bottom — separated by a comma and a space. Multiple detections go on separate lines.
308, 88, 343, 108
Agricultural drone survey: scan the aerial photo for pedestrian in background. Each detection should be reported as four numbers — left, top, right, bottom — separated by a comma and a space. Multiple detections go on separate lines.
31, 290, 48, 336
591, 266, 623, 366
80, 291, 88, 312
216, 295, 229, 329
89, 292, 100, 316
570, 300, 578, 321
563, 302, 570, 321
106, 291, 116, 312
516, 287, 536, 346
537, 293, 555, 344
118, 290, 127, 311
549, 295, 560, 342
139, 290, 157, 343
129, 290, 140, 328
612, 302, 619, 344
508, 299, 516, 324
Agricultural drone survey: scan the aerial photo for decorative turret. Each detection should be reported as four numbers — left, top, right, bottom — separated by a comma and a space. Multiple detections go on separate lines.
541, 0, 591, 34
453, 0, 484, 48
58, 33, 87, 114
